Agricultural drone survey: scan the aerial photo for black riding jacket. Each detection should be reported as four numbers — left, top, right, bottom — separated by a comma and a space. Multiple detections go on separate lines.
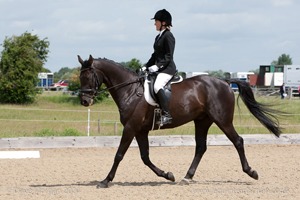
146, 29, 177, 75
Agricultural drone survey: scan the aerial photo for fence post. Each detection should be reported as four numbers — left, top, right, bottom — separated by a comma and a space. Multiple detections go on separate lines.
114, 122, 118, 135
87, 109, 90, 136
98, 116, 100, 135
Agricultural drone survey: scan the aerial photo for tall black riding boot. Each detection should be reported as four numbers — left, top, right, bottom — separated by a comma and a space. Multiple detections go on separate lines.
156, 89, 172, 125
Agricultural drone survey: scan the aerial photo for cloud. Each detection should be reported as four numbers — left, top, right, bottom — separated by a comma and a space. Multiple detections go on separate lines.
10, 20, 32, 29
271, 0, 294, 7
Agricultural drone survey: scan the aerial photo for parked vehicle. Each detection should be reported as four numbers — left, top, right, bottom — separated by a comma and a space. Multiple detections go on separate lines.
51, 80, 69, 88
228, 72, 254, 92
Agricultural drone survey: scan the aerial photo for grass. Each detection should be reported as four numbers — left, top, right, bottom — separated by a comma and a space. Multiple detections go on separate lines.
0, 91, 299, 137
33, 128, 82, 137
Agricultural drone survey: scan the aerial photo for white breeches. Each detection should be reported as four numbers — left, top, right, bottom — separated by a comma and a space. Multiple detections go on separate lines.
154, 73, 173, 93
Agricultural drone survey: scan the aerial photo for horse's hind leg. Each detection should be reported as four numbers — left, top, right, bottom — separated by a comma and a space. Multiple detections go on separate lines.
219, 123, 259, 180
181, 118, 213, 184
135, 131, 175, 182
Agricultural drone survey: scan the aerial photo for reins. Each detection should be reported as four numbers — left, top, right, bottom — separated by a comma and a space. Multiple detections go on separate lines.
80, 66, 143, 97
98, 78, 142, 94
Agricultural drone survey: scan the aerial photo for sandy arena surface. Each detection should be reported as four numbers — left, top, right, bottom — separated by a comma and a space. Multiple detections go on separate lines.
0, 144, 299, 200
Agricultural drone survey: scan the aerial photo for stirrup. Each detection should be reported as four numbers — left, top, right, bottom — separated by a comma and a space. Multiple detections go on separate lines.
160, 115, 172, 125
161, 115, 172, 124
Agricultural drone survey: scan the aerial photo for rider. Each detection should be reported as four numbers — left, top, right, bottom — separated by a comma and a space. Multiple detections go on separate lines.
144, 9, 177, 125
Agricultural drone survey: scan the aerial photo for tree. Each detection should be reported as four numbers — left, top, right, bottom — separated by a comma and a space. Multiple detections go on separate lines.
53, 67, 74, 82
68, 67, 81, 91
271, 54, 293, 65
0, 32, 49, 104
120, 58, 142, 71
40, 67, 51, 73
206, 70, 225, 78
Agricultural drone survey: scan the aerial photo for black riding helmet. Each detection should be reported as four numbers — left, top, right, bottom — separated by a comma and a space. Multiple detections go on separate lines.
151, 9, 172, 27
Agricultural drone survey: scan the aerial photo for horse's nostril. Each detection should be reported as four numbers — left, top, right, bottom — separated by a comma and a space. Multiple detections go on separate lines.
81, 100, 89, 106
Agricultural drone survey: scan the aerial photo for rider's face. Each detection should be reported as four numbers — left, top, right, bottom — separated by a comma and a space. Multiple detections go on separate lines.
154, 20, 161, 31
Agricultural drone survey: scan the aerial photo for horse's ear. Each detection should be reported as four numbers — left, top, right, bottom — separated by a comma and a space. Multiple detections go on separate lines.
88, 55, 94, 66
78, 55, 84, 65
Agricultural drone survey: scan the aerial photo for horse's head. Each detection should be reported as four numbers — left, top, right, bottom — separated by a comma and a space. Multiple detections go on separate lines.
78, 55, 102, 107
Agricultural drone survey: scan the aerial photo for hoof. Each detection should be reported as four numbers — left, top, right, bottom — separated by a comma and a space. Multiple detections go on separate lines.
97, 181, 109, 188
179, 178, 191, 185
179, 178, 196, 185
251, 170, 259, 180
166, 172, 175, 182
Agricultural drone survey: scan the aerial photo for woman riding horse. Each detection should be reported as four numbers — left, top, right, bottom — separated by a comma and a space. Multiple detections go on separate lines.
143, 9, 177, 125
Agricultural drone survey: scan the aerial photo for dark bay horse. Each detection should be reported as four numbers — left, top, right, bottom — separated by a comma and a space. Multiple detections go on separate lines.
78, 55, 281, 188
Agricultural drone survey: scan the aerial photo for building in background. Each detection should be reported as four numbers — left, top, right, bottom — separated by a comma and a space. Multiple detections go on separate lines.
256, 65, 300, 87
37, 73, 54, 88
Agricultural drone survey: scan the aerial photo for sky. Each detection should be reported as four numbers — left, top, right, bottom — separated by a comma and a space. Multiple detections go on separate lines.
1, 0, 300, 73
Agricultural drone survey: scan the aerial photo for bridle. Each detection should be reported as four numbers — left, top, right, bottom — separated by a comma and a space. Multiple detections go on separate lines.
79, 66, 143, 99
79, 67, 102, 99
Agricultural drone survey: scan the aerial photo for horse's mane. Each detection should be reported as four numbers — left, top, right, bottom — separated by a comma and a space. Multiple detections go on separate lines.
95, 58, 138, 76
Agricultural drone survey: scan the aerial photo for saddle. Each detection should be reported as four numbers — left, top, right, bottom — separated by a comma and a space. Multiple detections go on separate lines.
145, 72, 183, 105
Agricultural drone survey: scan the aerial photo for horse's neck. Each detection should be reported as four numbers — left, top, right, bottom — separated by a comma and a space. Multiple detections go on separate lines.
100, 64, 139, 110
101, 66, 133, 89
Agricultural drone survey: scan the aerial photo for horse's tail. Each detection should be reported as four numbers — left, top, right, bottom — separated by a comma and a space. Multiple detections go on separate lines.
228, 79, 282, 137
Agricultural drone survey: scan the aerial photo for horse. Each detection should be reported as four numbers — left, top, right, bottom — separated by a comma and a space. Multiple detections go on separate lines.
78, 55, 281, 188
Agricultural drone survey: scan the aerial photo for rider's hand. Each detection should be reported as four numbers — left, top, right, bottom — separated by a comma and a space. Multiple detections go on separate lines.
148, 65, 159, 72
137, 66, 147, 76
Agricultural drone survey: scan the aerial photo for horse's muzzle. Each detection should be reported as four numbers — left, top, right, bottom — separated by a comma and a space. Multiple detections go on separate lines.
80, 97, 94, 107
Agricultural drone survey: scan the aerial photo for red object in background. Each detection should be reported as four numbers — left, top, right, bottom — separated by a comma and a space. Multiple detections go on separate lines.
51, 80, 69, 87
248, 74, 258, 86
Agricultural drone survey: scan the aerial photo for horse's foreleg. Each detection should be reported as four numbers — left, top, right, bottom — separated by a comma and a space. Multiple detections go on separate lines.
97, 132, 134, 188
181, 119, 211, 185
135, 132, 175, 182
